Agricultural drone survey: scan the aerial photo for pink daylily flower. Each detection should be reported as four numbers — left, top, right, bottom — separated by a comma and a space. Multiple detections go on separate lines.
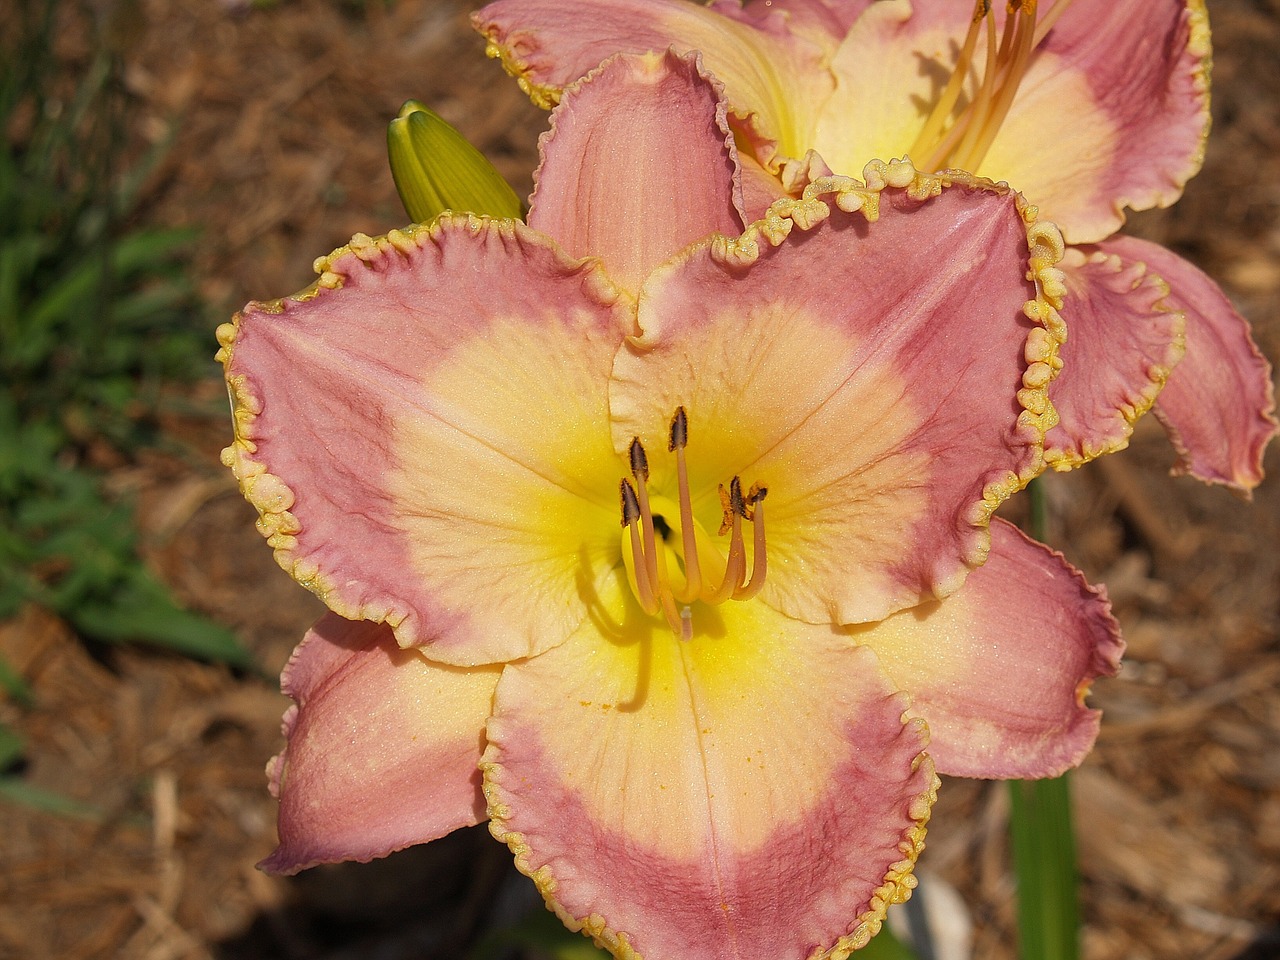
476, 0, 1277, 493
221, 52, 1122, 959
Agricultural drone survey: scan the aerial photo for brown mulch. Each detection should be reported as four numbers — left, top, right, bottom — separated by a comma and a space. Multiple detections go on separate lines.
1, 0, 1278, 958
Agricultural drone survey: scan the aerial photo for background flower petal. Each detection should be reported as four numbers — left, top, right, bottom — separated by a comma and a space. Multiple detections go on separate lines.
854, 519, 1123, 780
528, 50, 744, 293
810, 0, 935, 174
1044, 244, 1186, 470
811, 0, 1211, 244
611, 174, 1062, 626
474, 0, 833, 163
979, 0, 1211, 243
1099, 235, 1280, 493
260, 614, 500, 875
482, 572, 936, 960
219, 217, 629, 665
707, 0, 876, 49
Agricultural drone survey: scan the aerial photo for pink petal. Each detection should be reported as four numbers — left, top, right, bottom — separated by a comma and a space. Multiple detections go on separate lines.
528, 51, 744, 293
482, 574, 937, 959
260, 615, 500, 875
707, 0, 875, 49
1095, 235, 1279, 493
1043, 243, 1185, 470
611, 170, 1065, 626
218, 218, 630, 665
474, 0, 832, 163
855, 519, 1123, 780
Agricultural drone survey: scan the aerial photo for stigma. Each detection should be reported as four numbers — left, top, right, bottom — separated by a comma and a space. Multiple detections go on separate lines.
618, 407, 768, 641
910, 0, 1075, 174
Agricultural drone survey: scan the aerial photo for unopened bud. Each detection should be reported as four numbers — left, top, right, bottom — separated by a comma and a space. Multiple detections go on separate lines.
387, 100, 522, 223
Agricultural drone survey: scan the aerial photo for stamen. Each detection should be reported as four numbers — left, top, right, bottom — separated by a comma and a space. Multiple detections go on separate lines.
668, 407, 701, 603
620, 479, 658, 615
733, 484, 768, 601
1032, 0, 1074, 47
947, 0, 1001, 170
628, 435, 650, 480
705, 479, 748, 604
958, 0, 1037, 171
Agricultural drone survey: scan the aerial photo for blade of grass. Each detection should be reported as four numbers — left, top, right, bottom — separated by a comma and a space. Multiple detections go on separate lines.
0, 723, 24, 770
0, 654, 33, 707
0, 777, 139, 823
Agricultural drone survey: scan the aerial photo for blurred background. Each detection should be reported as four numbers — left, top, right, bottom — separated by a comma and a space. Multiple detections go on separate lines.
0, 0, 1277, 957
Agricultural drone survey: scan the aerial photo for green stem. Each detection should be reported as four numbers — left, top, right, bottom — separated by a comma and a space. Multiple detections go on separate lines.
1009, 477, 1079, 960
1009, 775, 1079, 960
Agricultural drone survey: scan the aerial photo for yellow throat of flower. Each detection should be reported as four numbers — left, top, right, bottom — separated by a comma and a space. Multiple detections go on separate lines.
910, 0, 1075, 174
619, 407, 768, 642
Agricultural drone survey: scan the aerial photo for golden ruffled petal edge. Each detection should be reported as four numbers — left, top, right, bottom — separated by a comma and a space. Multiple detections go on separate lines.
1044, 247, 1187, 471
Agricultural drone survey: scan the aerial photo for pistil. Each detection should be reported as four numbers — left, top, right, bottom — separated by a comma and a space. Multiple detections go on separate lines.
618, 409, 769, 639
669, 407, 702, 604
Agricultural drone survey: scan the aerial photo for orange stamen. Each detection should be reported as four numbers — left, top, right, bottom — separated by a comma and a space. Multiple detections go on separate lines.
620, 479, 658, 615
733, 484, 768, 601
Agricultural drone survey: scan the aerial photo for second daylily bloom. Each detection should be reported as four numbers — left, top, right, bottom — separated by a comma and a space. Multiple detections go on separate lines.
222, 52, 1121, 959
477, 0, 1277, 493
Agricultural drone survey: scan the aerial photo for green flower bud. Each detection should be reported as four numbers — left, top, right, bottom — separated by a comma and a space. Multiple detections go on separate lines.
387, 100, 523, 223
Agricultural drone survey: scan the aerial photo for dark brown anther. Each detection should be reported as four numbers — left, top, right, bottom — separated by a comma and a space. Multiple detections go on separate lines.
628, 437, 649, 480
729, 476, 748, 518
668, 406, 688, 452
619, 478, 641, 527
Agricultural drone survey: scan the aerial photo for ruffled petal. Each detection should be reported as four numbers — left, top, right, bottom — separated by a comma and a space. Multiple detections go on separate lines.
482, 571, 937, 960
528, 51, 744, 294
218, 217, 630, 665
1096, 235, 1279, 493
854, 519, 1123, 780
979, 0, 1212, 243
1043, 243, 1185, 470
611, 166, 1065, 626
474, 0, 833, 163
260, 614, 500, 875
